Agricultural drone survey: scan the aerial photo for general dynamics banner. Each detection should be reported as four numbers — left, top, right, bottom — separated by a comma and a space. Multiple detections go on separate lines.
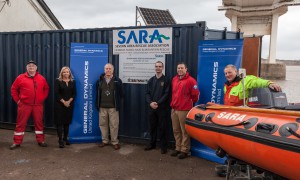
197, 39, 243, 105
69, 43, 108, 143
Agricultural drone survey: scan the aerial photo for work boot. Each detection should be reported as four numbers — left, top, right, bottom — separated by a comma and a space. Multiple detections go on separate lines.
99, 142, 109, 147
178, 152, 188, 159
9, 144, 20, 150
59, 140, 64, 148
64, 138, 70, 145
170, 150, 180, 157
38, 142, 48, 147
113, 144, 120, 150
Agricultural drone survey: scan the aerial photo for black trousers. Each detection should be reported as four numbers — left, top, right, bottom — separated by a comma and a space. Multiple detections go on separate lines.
148, 108, 168, 150
57, 124, 70, 141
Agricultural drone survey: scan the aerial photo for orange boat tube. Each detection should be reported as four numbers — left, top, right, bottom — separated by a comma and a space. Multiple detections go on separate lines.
186, 103, 300, 179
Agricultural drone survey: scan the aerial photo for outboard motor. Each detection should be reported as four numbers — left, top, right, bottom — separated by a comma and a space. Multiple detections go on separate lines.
248, 88, 300, 111
248, 88, 288, 109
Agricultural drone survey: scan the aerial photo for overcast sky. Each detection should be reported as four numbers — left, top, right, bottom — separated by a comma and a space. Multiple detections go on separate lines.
45, 0, 300, 60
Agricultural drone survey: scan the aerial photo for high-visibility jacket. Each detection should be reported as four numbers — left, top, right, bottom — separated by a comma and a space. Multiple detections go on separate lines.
224, 75, 270, 106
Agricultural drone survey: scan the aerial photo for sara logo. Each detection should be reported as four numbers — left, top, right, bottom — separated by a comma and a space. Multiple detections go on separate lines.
117, 29, 170, 44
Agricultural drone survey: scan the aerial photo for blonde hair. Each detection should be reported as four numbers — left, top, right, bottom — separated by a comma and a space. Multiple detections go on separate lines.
58, 66, 74, 81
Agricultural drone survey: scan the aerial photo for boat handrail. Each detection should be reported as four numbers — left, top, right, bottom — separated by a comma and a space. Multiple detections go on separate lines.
206, 104, 300, 117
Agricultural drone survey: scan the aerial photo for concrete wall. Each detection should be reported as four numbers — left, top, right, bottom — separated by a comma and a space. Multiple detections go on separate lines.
0, 0, 59, 32
262, 59, 300, 66
276, 60, 300, 66
260, 63, 286, 80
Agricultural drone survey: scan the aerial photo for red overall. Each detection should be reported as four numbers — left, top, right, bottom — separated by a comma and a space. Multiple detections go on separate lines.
11, 72, 49, 144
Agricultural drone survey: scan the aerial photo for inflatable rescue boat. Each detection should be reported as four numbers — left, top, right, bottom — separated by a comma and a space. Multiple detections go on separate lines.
186, 89, 300, 179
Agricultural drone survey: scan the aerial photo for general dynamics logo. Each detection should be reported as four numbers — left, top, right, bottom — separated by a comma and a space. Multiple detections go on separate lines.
117, 29, 170, 44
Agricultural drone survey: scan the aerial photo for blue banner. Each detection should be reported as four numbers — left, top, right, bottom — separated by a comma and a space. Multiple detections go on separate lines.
197, 39, 243, 105
69, 43, 108, 143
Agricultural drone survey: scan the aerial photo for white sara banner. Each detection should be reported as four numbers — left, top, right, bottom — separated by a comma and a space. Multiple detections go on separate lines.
119, 53, 165, 84
113, 28, 172, 54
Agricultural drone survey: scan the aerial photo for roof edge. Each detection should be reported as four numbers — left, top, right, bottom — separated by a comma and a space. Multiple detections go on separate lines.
37, 0, 64, 29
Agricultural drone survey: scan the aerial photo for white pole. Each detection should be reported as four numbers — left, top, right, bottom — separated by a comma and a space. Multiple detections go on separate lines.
239, 68, 247, 106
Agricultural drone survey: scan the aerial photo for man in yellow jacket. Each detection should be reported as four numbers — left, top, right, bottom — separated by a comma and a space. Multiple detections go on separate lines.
224, 64, 281, 106
216, 64, 282, 177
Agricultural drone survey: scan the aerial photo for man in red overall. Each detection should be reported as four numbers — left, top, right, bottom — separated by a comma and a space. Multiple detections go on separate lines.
10, 60, 49, 150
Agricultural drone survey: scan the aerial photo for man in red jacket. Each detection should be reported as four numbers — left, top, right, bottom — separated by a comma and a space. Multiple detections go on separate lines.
10, 60, 49, 150
170, 62, 199, 159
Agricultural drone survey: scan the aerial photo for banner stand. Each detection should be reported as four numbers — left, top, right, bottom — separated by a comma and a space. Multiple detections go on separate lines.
192, 39, 243, 164
69, 43, 108, 143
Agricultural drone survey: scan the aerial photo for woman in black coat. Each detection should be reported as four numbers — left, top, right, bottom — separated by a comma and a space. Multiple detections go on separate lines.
55, 66, 76, 148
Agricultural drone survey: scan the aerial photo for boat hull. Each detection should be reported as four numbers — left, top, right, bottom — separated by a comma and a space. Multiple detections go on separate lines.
186, 104, 300, 179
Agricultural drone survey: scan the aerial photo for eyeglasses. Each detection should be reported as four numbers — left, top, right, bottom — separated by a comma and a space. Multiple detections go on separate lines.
155, 66, 162, 67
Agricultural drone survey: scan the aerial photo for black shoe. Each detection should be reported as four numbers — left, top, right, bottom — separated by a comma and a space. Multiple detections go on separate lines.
64, 138, 70, 145
170, 150, 180, 157
38, 142, 48, 147
59, 140, 65, 148
9, 144, 20, 150
144, 145, 155, 151
178, 152, 188, 159
161, 149, 167, 154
